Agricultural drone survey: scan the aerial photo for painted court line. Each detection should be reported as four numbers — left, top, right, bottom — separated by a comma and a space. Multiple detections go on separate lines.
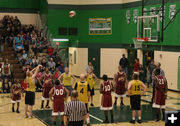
89, 114, 103, 122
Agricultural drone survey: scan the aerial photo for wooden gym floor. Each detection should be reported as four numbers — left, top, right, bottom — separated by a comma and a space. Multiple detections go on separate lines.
0, 79, 179, 126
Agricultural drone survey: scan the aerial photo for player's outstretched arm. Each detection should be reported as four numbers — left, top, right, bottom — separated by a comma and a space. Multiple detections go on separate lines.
127, 81, 132, 96
100, 83, 103, 94
49, 88, 54, 102
141, 82, 147, 96
113, 74, 117, 88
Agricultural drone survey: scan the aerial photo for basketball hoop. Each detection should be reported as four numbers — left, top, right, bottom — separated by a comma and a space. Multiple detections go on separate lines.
132, 37, 148, 49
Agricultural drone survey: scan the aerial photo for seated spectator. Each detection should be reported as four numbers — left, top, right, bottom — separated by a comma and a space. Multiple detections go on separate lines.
23, 41, 29, 54
24, 32, 31, 44
26, 57, 33, 66
47, 58, 56, 73
31, 30, 37, 44
32, 56, 39, 68
35, 39, 43, 53
13, 34, 23, 46
14, 42, 24, 58
19, 50, 27, 66
41, 59, 47, 70
2, 59, 11, 80
54, 67, 61, 81
54, 53, 61, 64
28, 49, 34, 58
3, 78, 10, 93
32, 44, 38, 55
55, 61, 61, 68
19, 31, 25, 39
48, 45, 54, 57
41, 37, 49, 49
58, 62, 65, 73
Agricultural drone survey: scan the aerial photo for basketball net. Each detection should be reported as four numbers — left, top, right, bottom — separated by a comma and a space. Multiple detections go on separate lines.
133, 37, 148, 49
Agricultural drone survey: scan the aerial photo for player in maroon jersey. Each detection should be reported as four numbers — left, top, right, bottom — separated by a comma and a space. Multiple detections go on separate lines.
10, 79, 24, 113
100, 75, 114, 123
40, 67, 53, 109
113, 66, 127, 106
49, 80, 69, 126
152, 68, 167, 121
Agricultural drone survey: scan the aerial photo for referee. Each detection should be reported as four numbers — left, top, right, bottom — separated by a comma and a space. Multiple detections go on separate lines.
64, 90, 88, 126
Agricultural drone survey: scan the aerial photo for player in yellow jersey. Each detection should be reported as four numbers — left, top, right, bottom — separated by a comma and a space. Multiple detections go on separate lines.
128, 73, 147, 124
25, 65, 42, 118
58, 67, 75, 96
86, 68, 98, 106
74, 74, 91, 126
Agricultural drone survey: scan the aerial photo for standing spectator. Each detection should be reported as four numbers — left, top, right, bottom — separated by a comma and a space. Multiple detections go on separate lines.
54, 68, 61, 81
41, 59, 47, 70
64, 90, 88, 126
119, 54, 128, 77
2, 59, 11, 80
54, 53, 61, 64
147, 60, 156, 87
48, 46, 54, 57
134, 58, 140, 73
85, 62, 94, 73
59, 63, 65, 73
139, 64, 145, 83
151, 62, 165, 104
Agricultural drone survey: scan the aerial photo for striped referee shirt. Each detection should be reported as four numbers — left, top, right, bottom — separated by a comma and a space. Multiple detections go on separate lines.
64, 100, 87, 121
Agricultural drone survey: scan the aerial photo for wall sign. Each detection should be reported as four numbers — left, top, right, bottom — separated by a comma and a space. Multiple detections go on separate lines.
89, 18, 112, 35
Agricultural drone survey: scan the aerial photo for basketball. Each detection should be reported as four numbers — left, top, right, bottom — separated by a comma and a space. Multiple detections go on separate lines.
69, 11, 76, 18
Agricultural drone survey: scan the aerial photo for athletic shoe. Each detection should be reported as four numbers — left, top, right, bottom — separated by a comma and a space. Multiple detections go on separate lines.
129, 120, 135, 124
90, 103, 94, 107
155, 119, 160, 122
137, 119, 142, 123
45, 106, 50, 109
120, 102, 124, 106
87, 123, 91, 126
12, 107, 15, 112
29, 115, 33, 119
16, 109, 20, 113
111, 119, 114, 123
114, 102, 117, 107
103, 119, 109, 123
24, 114, 29, 118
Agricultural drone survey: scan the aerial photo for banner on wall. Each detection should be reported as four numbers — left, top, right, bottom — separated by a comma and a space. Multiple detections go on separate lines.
126, 10, 131, 24
89, 18, 112, 35
169, 5, 176, 20
159, 5, 166, 22
133, 9, 138, 24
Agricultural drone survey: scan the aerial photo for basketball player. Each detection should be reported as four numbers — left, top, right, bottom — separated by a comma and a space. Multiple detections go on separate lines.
49, 80, 69, 126
74, 74, 91, 126
40, 67, 53, 109
152, 68, 167, 121
10, 79, 23, 113
113, 66, 126, 106
58, 67, 75, 96
100, 75, 114, 123
25, 65, 41, 118
86, 68, 98, 106
128, 73, 147, 124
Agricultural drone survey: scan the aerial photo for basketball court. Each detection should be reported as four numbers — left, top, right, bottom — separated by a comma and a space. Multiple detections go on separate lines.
0, 0, 180, 126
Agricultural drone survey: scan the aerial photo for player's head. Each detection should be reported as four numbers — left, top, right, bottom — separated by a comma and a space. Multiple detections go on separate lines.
122, 54, 125, 58
71, 90, 78, 99
102, 74, 108, 81
55, 79, 60, 85
156, 62, 161, 68
88, 68, 93, 74
80, 74, 85, 81
135, 58, 139, 63
45, 67, 49, 73
133, 73, 139, 80
65, 67, 69, 73
155, 68, 160, 76
118, 65, 123, 72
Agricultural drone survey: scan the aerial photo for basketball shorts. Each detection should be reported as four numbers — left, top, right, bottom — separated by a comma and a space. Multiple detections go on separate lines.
68, 120, 83, 126
42, 87, 51, 100
52, 99, 64, 116
114, 84, 126, 97
153, 91, 166, 109
25, 91, 35, 106
11, 93, 21, 103
90, 88, 95, 96
100, 94, 113, 110
130, 95, 141, 110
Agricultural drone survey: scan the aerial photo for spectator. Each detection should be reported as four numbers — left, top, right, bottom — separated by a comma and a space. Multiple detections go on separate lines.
55, 61, 61, 68
23, 41, 29, 54
134, 58, 140, 73
48, 46, 54, 57
147, 60, 156, 87
20, 50, 28, 66
54, 53, 61, 63
139, 64, 145, 82
13, 34, 23, 46
32, 56, 39, 68
119, 54, 128, 77
41, 37, 49, 49
35, 39, 43, 53
47, 58, 56, 73
85, 62, 94, 73
26, 57, 33, 66
24, 32, 31, 44
2, 59, 11, 80
32, 44, 38, 55
14, 42, 24, 58
31, 30, 37, 44
59, 63, 65, 73
54, 67, 61, 80
41, 59, 47, 70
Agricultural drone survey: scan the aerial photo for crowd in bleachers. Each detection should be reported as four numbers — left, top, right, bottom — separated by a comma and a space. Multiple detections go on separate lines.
0, 15, 66, 93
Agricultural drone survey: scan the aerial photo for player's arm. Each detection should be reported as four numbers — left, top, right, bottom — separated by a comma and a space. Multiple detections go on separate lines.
64, 87, 69, 102
10, 84, 14, 98
87, 84, 91, 102
141, 82, 147, 96
74, 82, 78, 90
32, 65, 41, 79
127, 81, 132, 96
111, 82, 114, 92
38, 75, 44, 87
71, 74, 76, 85
113, 74, 117, 88
58, 74, 63, 82
49, 87, 54, 102
100, 83, 103, 94
164, 78, 168, 98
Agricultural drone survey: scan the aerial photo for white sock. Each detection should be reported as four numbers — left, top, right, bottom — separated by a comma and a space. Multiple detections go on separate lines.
139, 117, 141, 120
132, 117, 135, 120
87, 117, 90, 124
